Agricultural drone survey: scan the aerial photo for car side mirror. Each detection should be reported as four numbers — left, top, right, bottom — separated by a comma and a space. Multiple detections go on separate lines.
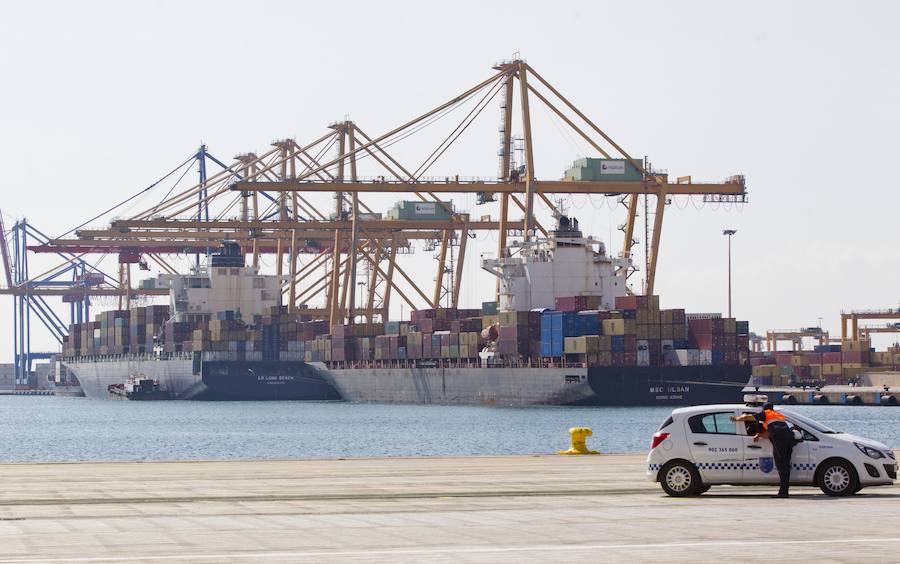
792, 429, 803, 442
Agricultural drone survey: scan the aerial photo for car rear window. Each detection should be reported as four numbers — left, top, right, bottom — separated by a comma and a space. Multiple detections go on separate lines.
658, 416, 674, 431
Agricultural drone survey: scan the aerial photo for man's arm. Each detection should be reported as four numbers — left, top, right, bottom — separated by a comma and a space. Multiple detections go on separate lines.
730, 413, 767, 441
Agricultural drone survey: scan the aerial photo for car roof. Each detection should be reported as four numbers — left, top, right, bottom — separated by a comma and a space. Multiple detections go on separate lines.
672, 404, 762, 416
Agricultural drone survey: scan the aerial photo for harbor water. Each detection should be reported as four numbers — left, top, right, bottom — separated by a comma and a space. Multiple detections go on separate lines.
0, 396, 897, 462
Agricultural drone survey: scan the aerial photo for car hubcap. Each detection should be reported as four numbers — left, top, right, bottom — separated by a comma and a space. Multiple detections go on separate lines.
666, 466, 691, 492
824, 466, 850, 492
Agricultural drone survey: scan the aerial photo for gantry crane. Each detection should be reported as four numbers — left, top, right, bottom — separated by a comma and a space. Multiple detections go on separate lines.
13, 58, 748, 335
858, 322, 900, 341
841, 309, 900, 341
765, 328, 830, 352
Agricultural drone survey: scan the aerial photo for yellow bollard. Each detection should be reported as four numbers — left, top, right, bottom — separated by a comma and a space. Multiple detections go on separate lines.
557, 427, 600, 455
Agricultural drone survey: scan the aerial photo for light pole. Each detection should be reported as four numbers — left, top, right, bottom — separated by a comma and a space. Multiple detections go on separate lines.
723, 230, 737, 318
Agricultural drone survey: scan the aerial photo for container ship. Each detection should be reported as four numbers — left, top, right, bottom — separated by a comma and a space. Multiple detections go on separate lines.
60, 217, 751, 405
61, 244, 340, 401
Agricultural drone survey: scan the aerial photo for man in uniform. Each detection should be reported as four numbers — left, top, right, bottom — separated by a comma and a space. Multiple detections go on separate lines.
732, 402, 794, 497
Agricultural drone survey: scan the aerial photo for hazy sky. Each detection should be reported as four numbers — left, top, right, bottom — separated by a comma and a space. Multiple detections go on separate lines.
2, 0, 899, 361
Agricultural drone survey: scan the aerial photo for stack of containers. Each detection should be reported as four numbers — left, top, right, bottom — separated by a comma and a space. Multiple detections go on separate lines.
750, 355, 779, 386
841, 338, 871, 384
64, 325, 81, 357
554, 295, 601, 312
497, 310, 539, 358
98, 310, 130, 355
206, 312, 247, 360
129, 307, 147, 354
331, 323, 355, 362
753, 341, 877, 387
144, 305, 170, 352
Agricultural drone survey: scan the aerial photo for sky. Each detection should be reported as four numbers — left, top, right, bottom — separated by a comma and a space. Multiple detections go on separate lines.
1, 0, 899, 361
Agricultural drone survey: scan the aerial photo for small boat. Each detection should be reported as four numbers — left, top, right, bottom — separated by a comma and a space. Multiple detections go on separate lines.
108, 374, 170, 400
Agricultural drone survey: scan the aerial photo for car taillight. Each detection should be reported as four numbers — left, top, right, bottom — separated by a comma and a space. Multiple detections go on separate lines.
651, 432, 669, 449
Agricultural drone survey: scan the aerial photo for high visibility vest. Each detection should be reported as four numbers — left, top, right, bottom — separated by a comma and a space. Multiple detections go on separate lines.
762, 409, 787, 431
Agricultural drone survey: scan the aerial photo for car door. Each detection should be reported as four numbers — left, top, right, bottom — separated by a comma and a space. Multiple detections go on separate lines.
740, 412, 812, 484
685, 410, 744, 484
785, 423, 816, 484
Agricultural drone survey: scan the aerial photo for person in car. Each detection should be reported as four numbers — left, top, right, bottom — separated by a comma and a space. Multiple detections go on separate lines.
731, 403, 794, 497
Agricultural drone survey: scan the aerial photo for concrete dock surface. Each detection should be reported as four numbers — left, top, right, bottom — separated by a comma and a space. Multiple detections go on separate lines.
1, 454, 898, 563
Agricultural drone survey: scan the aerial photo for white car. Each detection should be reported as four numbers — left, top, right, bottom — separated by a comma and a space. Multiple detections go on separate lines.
647, 398, 897, 497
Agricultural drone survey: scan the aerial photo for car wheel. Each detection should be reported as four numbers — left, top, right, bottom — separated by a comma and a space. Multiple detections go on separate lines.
817, 459, 859, 497
660, 460, 701, 497
696, 484, 711, 495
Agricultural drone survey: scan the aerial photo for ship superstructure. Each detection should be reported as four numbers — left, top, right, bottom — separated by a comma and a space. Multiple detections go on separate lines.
481, 216, 631, 311
157, 242, 286, 324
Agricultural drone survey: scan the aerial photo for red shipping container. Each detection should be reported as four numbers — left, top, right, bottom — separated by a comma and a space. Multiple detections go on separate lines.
624, 352, 637, 366
555, 296, 587, 312
615, 296, 638, 310
776, 354, 793, 366
842, 351, 868, 364
611, 352, 625, 365
418, 318, 434, 333
805, 352, 823, 365
623, 335, 636, 351
412, 309, 437, 323
688, 333, 716, 349
736, 335, 750, 351
822, 352, 842, 364
688, 318, 713, 334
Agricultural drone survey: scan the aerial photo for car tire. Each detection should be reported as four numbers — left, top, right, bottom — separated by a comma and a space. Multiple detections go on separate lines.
696, 484, 712, 495
660, 460, 701, 497
817, 459, 859, 497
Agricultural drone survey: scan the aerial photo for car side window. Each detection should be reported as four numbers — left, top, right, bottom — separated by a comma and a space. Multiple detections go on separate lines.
688, 412, 737, 435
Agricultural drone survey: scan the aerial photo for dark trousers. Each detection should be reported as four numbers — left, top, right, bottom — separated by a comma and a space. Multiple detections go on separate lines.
769, 423, 794, 494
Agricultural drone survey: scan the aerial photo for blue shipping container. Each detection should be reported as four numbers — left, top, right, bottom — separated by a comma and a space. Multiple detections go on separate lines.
540, 311, 566, 356
576, 312, 599, 335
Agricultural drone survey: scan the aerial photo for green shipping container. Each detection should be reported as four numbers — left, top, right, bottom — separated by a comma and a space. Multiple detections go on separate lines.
481, 301, 498, 315
564, 157, 643, 182
387, 200, 454, 221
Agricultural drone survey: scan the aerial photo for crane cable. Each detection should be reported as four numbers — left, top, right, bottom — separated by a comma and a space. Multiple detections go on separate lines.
55, 152, 197, 240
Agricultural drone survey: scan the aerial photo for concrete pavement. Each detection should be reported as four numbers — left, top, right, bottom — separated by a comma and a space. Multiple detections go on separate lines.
0, 454, 898, 562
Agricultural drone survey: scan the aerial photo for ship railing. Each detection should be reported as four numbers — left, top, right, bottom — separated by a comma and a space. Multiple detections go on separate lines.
59, 351, 193, 363
324, 358, 591, 370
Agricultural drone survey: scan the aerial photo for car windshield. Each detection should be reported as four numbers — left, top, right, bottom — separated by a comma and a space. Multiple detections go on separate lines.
780, 410, 838, 434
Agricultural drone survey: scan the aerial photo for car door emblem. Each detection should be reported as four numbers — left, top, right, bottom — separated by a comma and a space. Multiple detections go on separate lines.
759, 457, 775, 474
